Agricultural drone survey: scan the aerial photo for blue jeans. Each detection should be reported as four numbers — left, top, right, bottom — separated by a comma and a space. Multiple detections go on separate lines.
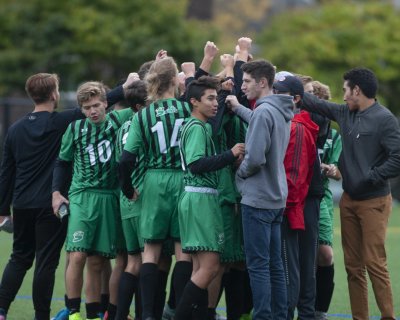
242, 204, 287, 320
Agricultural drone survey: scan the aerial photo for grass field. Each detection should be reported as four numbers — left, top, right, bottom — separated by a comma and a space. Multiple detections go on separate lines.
0, 205, 399, 320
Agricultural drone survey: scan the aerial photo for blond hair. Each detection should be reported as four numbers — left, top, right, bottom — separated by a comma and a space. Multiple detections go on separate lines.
145, 57, 178, 101
295, 74, 313, 86
311, 80, 331, 100
76, 81, 107, 107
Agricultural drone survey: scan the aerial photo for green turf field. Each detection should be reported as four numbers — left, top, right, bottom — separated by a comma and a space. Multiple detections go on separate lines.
0, 205, 399, 320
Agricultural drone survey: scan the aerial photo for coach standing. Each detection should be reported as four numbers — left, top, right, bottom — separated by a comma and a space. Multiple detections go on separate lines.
302, 67, 400, 320
0, 73, 128, 320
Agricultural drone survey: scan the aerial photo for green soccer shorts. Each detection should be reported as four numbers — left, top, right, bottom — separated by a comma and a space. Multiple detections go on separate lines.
220, 204, 245, 263
66, 189, 119, 258
318, 196, 334, 246
121, 216, 144, 254
178, 190, 224, 254
140, 169, 183, 242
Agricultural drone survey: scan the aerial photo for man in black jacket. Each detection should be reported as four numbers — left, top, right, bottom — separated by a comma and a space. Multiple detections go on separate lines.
0, 73, 130, 320
302, 67, 400, 320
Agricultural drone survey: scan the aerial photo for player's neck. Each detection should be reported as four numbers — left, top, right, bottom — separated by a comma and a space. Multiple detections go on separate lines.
157, 86, 176, 100
33, 101, 56, 113
191, 111, 207, 123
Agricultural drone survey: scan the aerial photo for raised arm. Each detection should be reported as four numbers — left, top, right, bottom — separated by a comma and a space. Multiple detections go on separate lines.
302, 92, 347, 122
196, 41, 219, 78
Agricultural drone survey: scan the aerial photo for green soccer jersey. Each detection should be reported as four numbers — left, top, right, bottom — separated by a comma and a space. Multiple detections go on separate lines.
115, 116, 146, 218
321, 128, 342, 207
180, 117, 219, 189
124, 98, 191, 170
115, 116, 146, 192
212, 113, 248, 205
59, 108, 132, 195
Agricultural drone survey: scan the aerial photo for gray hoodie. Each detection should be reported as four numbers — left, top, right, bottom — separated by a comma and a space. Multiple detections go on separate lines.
234, 94, 294, 209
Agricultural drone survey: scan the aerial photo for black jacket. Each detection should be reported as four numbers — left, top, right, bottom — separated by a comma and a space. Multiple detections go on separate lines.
302, 93, 400, 200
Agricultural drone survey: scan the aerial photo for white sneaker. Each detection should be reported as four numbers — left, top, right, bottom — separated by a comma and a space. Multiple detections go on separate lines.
215, 313, 227, 320
0, 217, 13, 233
315, 311, 328, 320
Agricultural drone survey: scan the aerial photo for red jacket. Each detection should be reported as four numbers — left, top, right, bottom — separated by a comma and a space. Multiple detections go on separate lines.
284, 110, 319, 230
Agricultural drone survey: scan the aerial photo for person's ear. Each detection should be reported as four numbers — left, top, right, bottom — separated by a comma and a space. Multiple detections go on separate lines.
353, 85, 361, 96
293, 95, 301, 104
190, 97, 198, 107
259, 77, 268, 89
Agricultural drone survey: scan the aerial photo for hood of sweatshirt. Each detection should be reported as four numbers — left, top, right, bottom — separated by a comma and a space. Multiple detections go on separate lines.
293, 110, 319, 139
255, 94, 294, 122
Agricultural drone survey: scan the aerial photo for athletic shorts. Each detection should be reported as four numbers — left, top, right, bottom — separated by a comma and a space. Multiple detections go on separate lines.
66, 189, 118, 258
120, 190, 142, 219
121, 216, 144, 255
140, 169, 183, 242
220, 204, 245, 263
318, 196, 334, 246
179, 189, 224, 254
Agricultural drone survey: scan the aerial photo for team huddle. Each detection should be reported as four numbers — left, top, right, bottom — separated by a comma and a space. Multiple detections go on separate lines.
0, 37, 398, 320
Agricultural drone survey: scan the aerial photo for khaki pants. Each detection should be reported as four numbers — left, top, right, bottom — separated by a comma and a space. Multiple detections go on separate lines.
339, 192, 395, 320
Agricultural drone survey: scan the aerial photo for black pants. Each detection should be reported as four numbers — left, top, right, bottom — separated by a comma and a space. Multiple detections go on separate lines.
0, 207, 67, 320
297, 196, 320, 320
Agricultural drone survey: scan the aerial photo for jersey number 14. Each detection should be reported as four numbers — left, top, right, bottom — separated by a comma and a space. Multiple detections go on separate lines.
151, 119, 184, 154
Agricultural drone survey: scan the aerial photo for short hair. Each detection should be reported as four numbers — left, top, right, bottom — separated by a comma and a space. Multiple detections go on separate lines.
186, 76, 220, 103
343, 67, 378, 99
125, 80, 148, 109
296, 74, 313, 85
145, 57, 178, 101
311, 80, 331, 100
76, 81, 107, 107
241, 59, 275, 88
25, 73, 59, 104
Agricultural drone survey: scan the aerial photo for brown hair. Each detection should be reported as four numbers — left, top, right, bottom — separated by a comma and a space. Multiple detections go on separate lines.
25, 73, 59, 104
125, 80, 148, 110
76, 81, 107, 107
145, 57, 178, 101
311, 80, 331, 100
241, 59, 276, 88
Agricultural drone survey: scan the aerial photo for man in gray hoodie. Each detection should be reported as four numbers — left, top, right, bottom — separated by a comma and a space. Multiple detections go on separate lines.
226, 59, 294, 320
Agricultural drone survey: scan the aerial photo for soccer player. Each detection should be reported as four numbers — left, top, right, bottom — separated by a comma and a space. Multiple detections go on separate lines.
311, 80, 342, 320
119, 57, 192, 320
52, 81, 133, 320
113, 79, 147, 320
174, 76, 244, 319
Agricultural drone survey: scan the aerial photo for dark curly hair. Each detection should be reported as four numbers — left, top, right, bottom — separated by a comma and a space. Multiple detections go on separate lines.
343, 67, 378, 99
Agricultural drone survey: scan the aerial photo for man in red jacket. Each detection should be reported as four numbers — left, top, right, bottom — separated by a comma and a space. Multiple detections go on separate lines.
273, 73, 319, 320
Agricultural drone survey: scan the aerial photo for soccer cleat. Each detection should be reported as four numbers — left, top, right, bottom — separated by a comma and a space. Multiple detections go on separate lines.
0, 217, 13, 233
68, 313, 83, 320
162, 304, 175, 320
51, 308, 70, 320
0, 316, 6, 320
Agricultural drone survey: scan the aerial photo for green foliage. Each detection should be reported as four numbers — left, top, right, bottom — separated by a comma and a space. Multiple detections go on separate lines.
0, 0, 214, 94
257, 1, 400, 114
